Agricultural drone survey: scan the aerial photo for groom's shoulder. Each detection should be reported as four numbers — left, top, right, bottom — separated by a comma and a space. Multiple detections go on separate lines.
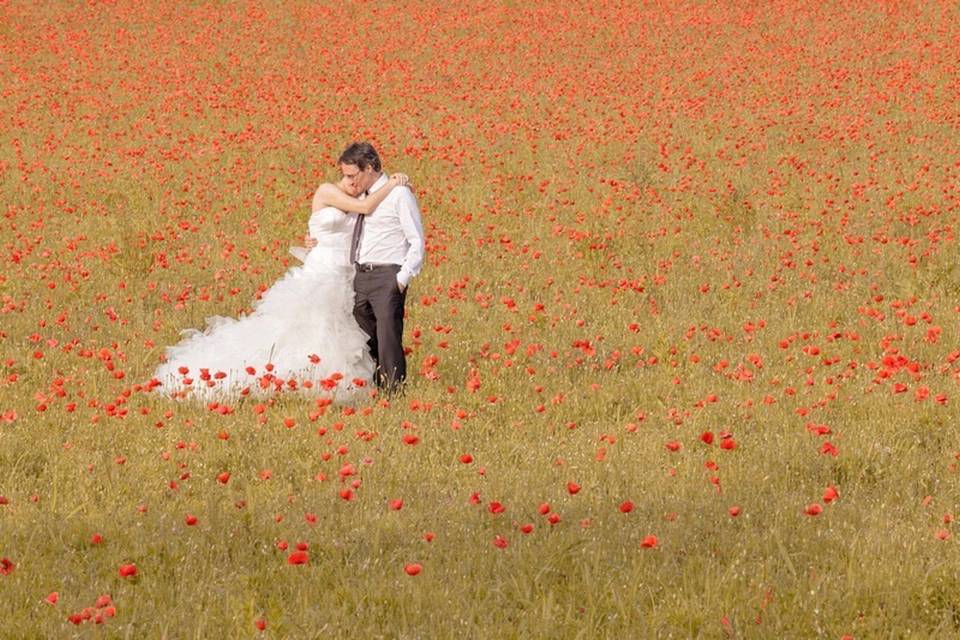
390, 185, 419, 205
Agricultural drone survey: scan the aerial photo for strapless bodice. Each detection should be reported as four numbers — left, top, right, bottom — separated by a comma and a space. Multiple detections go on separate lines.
308, 207, 354, 247
304, 207, 354, 268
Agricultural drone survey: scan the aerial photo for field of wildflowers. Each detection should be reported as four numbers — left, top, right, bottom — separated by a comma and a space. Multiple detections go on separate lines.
2, 1, 960, 636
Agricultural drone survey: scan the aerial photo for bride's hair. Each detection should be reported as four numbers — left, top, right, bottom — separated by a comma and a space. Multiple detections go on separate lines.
338, 141, 381, 172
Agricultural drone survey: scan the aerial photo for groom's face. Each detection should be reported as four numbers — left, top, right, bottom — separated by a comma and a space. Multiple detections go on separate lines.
340, 163, 375, 194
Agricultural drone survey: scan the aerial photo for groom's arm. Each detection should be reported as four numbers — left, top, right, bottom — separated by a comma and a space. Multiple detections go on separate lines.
395, 187, 425, 290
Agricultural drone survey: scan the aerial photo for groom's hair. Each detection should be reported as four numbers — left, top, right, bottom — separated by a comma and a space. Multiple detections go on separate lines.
338, 142, 381, 172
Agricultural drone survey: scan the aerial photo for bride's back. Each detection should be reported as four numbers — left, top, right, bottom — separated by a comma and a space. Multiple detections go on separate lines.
309, 207, 353, 246
304, 207, 354, 268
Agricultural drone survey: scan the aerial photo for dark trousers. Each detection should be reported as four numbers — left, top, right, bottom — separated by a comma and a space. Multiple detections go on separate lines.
353, 264, 407, 392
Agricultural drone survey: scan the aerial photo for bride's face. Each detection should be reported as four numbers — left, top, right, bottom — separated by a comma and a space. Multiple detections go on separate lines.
338, 176, 360, 197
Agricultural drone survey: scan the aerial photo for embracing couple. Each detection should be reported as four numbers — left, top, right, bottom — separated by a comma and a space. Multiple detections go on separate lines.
153, 141, 424, 399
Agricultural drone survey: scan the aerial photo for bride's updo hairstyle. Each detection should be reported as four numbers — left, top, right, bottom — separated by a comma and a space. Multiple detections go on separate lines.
338, 141, 381, 172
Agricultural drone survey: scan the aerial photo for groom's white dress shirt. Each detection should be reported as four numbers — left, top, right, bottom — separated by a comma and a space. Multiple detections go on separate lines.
357, 173, 425, 289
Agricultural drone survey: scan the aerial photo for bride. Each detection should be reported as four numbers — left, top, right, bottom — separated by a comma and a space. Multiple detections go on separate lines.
151, 172, 410, 401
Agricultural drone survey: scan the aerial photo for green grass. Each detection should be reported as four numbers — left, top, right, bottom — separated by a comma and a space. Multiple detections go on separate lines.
2, 0, 960, 637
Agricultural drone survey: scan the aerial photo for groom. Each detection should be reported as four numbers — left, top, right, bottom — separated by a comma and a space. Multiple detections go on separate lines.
336, 141, 424, 393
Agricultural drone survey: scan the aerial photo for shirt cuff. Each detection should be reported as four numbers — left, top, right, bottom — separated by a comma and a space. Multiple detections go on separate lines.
397, 269, 412, 288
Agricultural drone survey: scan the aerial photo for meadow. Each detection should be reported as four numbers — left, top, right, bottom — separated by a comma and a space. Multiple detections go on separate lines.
2, 1, 960, 637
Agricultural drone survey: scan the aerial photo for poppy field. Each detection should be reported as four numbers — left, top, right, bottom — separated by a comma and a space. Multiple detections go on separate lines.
3, 1, 960, 637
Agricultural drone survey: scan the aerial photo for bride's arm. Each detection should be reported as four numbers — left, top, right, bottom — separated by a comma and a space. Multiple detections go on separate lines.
311, 174, 410, 215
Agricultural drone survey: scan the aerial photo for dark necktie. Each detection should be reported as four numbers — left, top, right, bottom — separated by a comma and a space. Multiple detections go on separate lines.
349, 190, 369, 264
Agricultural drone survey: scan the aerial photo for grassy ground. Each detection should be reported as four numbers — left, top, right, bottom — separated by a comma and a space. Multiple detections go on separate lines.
2, 1, 960, 637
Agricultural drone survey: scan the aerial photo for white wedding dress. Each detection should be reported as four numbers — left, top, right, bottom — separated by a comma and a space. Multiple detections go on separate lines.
152, 207, 374, 401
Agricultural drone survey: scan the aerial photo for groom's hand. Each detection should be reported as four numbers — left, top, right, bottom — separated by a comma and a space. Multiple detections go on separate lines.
303, 235, 318, 249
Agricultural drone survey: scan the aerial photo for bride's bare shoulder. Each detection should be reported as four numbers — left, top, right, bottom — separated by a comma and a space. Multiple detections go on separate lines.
311, 182, 340, 210
313, 182, 340, 197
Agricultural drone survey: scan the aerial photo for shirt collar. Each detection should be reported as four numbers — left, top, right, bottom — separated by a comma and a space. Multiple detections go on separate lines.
367, 173, 389, 194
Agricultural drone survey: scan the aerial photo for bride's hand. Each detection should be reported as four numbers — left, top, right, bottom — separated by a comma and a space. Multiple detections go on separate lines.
389, 173, 412, 189
303, 235, 318, 249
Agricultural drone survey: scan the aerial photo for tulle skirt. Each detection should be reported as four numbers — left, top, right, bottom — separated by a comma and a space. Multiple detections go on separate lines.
152, 253, 374, 402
